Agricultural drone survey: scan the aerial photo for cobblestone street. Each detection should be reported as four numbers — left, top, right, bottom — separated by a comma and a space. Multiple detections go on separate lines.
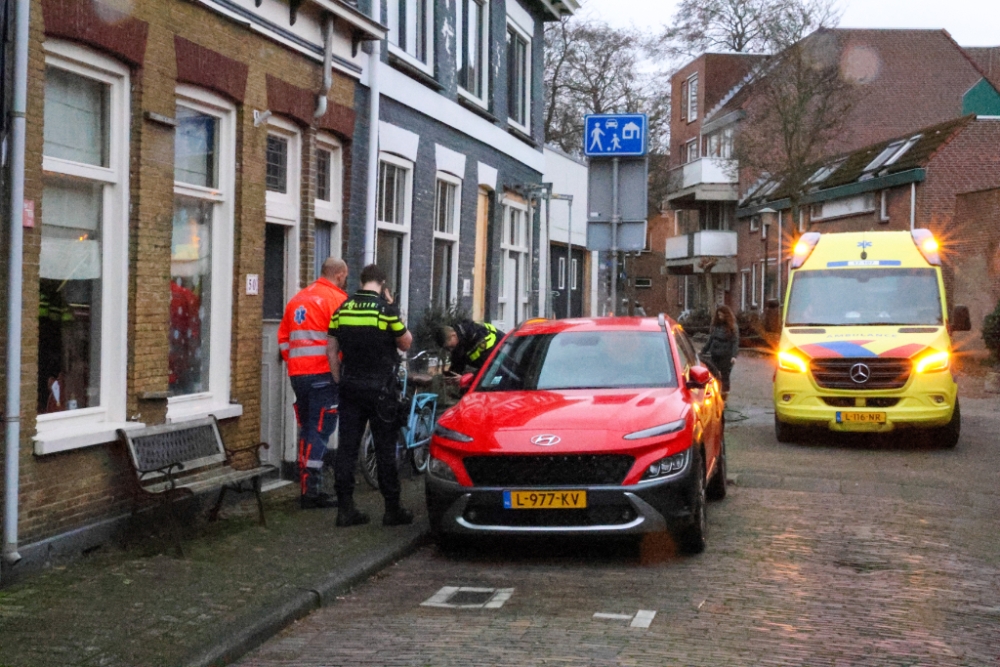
236, 357, 1000, 667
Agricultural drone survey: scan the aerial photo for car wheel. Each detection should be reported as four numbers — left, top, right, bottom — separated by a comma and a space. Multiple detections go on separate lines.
677, 447, 707, 555
706, 432, 727, 501
774, 416, 805, 444
933, 399, 961, 449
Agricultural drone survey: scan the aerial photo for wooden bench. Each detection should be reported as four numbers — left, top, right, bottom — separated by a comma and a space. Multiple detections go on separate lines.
118, 416, 276, 555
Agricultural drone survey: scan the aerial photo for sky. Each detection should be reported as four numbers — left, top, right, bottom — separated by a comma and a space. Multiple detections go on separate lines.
579, 0, 1000, 47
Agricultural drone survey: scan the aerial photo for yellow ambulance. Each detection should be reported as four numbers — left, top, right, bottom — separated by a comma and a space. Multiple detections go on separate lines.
772, 230, 970, 447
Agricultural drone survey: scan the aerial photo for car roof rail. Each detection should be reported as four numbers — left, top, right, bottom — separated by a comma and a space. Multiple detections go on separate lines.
657, 313, 667, 333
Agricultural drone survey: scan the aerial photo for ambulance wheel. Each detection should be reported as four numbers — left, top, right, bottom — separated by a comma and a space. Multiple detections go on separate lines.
934, 399, 961, 449
774, 416, 805, 444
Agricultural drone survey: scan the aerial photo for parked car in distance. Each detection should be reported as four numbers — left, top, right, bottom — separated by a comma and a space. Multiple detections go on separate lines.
426, 316, 727, 554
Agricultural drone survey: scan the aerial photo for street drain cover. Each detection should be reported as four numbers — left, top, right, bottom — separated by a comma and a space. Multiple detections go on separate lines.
447, 590, 495, 605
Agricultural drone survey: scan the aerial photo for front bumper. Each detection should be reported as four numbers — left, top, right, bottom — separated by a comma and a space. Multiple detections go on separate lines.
425, 459, 700, 537
773, 368, 957, 432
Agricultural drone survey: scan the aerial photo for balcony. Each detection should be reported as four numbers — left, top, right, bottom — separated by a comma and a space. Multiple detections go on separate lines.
664, 230, 738, 273
666, 157, 739, 202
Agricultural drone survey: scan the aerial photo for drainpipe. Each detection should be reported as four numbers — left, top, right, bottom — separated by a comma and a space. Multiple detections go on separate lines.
363, 0, 382, 265
4, 0, 30, 569
314, 17, 335, 119
910, 182, 916, 230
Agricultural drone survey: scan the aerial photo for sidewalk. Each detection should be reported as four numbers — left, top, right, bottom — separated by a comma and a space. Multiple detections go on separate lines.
0, 477, 428, 667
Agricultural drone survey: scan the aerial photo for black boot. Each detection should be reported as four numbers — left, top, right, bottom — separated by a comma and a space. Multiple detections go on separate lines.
336, 499, 370, 527
383, 505, 414, 526
300, 492, 338, 509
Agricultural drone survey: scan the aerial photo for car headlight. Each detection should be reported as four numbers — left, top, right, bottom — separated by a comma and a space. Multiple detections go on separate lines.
428, 456, 458, 482
434, 423, 474, 442
914, 350, 949, 374
623, 418, 686, 441
777, 349, 809, 373
640, 449, 691, 482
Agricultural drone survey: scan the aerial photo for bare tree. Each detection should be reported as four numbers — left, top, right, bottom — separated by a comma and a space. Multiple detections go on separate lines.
733, 31, 858, 220
543, 18, 670, 155
658, 0, 841, 58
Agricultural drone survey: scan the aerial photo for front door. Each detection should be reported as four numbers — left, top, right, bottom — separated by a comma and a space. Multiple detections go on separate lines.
260, 223, 295, 476
550, 244, 585, 318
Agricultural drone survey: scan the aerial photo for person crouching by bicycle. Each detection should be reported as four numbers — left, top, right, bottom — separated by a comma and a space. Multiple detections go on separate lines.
278, 257, 349, 510
327, 264, 414, 528
435, 320, 506, 377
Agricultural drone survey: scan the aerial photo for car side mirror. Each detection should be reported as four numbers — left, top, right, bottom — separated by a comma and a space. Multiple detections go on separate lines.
459, 373, 476, 394
764, 298, 782, 334
950, 305, 971, 332
687, 365, 713, 389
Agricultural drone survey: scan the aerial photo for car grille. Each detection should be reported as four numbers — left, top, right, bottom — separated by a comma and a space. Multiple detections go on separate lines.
462, 505, 637, 527
462, 455, 635, 487
811, 358, 911, 390
821, 397, 901, 408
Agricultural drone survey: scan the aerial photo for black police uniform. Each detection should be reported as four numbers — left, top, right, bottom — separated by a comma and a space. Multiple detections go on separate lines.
328, 289, 408, 512
449, 320, 505, 373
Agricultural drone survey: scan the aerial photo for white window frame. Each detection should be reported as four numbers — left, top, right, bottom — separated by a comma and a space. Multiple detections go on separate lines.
376, 152, 414, 317
506, 18, 531, 133
557, 256, 566, 290
751, 263, 759, 307
741, 269, 749, 311
167, 85, 238, 423
457, 0, 490, 107
387, 0, 434, 74
265, 117, 301, 225
685, 138, 699, 164
571, 258, 578, 290
315, 132, 344, 264
686, 73, 698, 122
499, 196, 530, 331
432, 172, 462, 308
34, 41, 135, 453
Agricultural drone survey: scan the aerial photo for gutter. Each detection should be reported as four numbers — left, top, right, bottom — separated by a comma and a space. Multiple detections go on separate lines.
363, 0, 381, 265
314, 16, 334, 119
737, 168, 927, 218
4, 0, 30, 570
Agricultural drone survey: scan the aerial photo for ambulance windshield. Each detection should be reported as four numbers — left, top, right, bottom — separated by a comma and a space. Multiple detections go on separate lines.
785, 268, 942, 326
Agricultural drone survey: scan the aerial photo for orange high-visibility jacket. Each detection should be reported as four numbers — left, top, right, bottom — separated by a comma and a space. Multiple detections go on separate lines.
277, 277, 348, 376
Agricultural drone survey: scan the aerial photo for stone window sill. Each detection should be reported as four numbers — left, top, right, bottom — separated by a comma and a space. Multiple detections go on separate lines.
33, 421, 146, 456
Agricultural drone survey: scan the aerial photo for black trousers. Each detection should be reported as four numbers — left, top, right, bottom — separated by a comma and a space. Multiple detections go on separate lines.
335, 386, 401, 507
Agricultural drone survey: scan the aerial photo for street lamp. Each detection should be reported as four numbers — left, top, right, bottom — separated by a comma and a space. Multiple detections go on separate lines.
758, 207, 777, 309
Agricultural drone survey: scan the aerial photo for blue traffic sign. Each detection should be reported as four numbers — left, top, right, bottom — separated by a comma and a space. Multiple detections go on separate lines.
583, 114, 647, 157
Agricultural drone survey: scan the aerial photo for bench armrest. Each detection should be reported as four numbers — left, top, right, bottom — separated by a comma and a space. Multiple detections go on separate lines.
222, 441, 270, 466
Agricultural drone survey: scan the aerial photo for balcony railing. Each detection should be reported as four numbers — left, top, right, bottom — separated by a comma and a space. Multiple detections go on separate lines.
665, 230, 738, 260
667, 157, 738, 201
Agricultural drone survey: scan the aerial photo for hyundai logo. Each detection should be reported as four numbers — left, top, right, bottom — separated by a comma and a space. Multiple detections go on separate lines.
850, 363, 872, 384
530, 434, 561, 447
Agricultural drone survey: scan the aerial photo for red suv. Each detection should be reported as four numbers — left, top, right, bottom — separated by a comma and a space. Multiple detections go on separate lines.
425, 316, 726, 554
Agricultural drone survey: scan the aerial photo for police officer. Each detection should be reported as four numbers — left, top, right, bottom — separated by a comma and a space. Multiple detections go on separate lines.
277, 258, 349, 509
327, 264, 414, 527
435, 320, 505, 375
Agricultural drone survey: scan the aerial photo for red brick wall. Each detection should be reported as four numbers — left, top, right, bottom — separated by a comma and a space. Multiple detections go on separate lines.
12, 0, 358, 544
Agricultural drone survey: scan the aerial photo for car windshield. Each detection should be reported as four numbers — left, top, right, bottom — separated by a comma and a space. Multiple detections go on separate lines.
785, 268, 942, 326
477, 331, 678, 391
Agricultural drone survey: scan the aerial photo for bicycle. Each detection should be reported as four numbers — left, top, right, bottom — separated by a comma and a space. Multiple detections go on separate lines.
360, 350, 439, 490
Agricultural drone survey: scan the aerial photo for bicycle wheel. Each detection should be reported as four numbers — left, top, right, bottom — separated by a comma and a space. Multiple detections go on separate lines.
359, 422, 379, 490
409, 402, 435, 474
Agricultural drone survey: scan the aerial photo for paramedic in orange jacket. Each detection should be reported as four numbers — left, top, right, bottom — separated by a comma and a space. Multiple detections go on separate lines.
277, 258, 349, 508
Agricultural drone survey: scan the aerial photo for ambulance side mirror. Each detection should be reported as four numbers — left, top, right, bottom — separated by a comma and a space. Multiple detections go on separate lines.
764, 299, 782, 334
687, 366, 713, 390
950, 305, 971, 333
459, 373, 476, 394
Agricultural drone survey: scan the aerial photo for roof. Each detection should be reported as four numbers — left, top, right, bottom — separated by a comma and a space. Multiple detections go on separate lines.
513, 317, 673, 336
964, 46, 1000, 91
741, 115, 975, 208
709, 29, 995, 153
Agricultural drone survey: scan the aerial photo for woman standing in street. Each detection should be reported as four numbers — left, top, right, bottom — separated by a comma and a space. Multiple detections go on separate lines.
700, 305, 739, 398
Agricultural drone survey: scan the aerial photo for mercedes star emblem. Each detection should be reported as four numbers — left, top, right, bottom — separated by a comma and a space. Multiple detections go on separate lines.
530, 434, 561, 447
850, 363, 872, 384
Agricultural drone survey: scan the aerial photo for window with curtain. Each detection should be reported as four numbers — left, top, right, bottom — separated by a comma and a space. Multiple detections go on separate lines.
376, 156, 412, 311
315, 135, 343, 278
388, 0, 432, 68
499, 201, 529, 329
506, 23, 530, 128
458, 0, 489, 101
38, 65, 112, 415
432, 177, 461, 309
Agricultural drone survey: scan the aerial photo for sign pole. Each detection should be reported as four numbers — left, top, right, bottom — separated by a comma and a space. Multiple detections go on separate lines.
611, 157, 620, 316
566, 197, 573, 320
